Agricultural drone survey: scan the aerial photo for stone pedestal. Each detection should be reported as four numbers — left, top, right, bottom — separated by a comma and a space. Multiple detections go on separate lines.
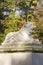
32, 53, 43, 65
0, 52, 43, 65
0, 52, 32, 65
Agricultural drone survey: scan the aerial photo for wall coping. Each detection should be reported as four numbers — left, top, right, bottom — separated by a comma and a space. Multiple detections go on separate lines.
0, 44, 43, 53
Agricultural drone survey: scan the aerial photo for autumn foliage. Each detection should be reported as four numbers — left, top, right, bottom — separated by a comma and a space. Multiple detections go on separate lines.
0, 0, 43, 44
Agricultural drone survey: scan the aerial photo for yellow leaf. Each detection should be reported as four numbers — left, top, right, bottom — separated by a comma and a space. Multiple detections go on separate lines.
33, 1, 37, 4
32, 22, 36, 28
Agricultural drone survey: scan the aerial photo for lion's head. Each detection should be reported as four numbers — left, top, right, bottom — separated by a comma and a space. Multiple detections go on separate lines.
21, 22, 34, 34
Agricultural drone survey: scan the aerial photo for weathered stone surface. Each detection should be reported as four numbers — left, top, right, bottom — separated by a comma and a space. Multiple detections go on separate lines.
0, 52, 32, 65
0, 52, 43, 65
32, 53, 43, 65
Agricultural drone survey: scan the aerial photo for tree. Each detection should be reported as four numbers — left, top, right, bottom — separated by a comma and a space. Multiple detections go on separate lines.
0, 0, 39, 44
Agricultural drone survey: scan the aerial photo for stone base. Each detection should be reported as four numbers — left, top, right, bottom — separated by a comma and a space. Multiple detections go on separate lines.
0, 52, 43, 65
0, 52, 32, 65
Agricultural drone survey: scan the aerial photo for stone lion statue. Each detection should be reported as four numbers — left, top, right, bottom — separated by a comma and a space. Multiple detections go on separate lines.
2, 22, 41, 46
